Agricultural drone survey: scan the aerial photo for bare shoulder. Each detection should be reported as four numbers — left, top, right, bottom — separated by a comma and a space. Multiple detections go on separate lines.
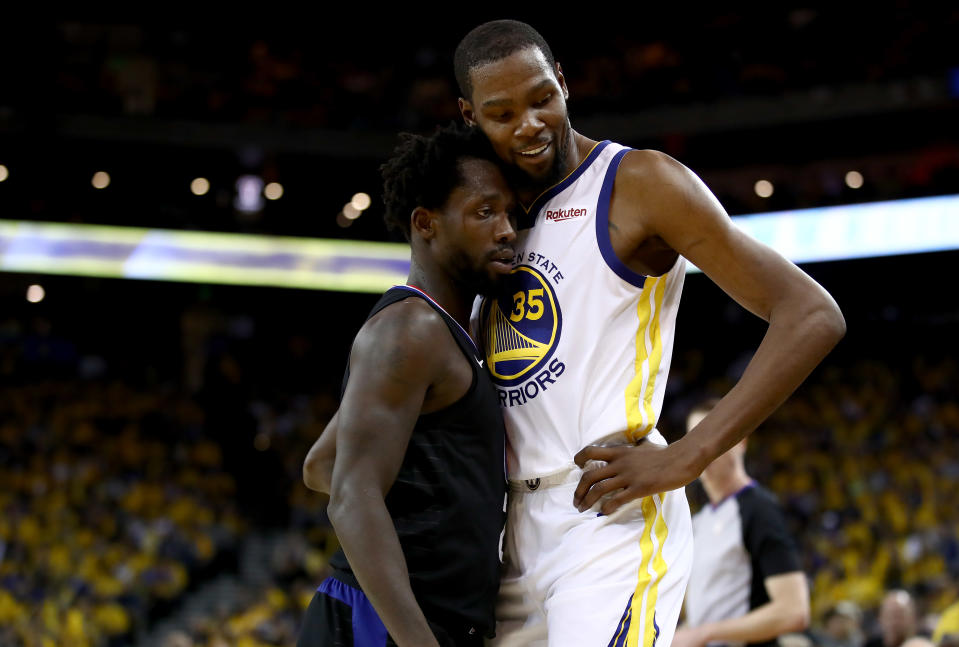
618, 148, 687, 182
350, 297, 450, 372
609, 148, 729, 258
615, 149, 713, 217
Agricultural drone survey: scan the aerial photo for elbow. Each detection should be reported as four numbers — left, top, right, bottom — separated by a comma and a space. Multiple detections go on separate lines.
825, 302, 846, 345
791, 608, 811, 633
301, 456, 318, 490
302, 454, 329, 493
326, 488, 357, 533
808, 295, 846, 349
784, 601, 811, 634
302, 463, 318, 491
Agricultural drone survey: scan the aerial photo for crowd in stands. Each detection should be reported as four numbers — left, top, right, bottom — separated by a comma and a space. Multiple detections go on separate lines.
14, 10, 957, 132
2, 254, 959, 647
131, 348, 959, 647
4, 14, 958, 243
0, 380, 246, 646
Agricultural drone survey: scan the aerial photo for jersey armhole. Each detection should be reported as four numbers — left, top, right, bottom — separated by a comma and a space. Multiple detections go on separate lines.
595, 148, 649, 288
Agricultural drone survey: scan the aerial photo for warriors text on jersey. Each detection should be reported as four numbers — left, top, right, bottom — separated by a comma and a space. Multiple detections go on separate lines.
478, 140, 685, 479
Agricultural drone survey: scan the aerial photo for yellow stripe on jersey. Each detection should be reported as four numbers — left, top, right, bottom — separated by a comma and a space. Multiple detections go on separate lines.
624, 273, 668, 442
624, 495, 668, 647
644, 495, 670, 647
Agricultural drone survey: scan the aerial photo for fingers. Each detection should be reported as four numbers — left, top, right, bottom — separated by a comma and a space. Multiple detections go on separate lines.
573, 444, 619, 467
573, 462, 613, 506
575, 469, 625, 512
600, 487, 642, 516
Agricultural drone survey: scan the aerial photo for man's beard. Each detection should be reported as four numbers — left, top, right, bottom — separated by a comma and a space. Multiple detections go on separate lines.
541, 118, 573, 186
504, 117, 573, 193
447, 251, 507, 299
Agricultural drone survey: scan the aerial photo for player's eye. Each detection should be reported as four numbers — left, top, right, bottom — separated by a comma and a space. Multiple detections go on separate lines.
534, 94, 552, 107
491, 112, 512, 123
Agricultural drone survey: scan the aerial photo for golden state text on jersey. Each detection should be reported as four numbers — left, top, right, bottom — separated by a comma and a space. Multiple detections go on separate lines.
479, 258, 566, 408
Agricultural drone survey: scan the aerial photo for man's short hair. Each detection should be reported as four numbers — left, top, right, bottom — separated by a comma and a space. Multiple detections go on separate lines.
380, 122, 499, 241
454, 20, 556, 99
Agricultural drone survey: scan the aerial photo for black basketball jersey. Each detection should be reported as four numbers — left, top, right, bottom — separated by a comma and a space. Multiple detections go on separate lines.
329, 285, 507, 638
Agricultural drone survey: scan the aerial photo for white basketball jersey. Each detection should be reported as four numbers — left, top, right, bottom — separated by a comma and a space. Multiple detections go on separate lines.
478, 141, 685, 479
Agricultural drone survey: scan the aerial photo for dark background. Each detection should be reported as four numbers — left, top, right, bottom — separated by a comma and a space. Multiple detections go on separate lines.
1, 9, 958, 647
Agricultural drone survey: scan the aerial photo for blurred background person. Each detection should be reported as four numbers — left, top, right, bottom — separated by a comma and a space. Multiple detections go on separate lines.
866, 590, 919, 647
674, 398, 810, 647
933, 599, 959, 646
815, 601, 865, 647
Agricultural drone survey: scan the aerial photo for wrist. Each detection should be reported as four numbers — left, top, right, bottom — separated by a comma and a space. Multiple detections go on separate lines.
697, 622, 717, 645
672, 436, 709, 485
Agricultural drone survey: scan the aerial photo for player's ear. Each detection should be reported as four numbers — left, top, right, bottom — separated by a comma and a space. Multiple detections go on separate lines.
459, 97, 477, 126
555, 62, 569, 100
411, 206, 438, 240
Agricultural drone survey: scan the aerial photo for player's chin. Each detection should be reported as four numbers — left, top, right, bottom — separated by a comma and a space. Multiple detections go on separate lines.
488, 259, 514, 276
514, 150, 554, 179
475, 269, 509, 297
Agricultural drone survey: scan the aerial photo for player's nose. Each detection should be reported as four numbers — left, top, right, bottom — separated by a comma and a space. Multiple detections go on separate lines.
495, 212, 517, 243
514, 110, 545, 139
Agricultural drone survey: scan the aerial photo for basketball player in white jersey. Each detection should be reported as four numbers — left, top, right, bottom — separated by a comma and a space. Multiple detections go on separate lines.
453, 20, 846, 647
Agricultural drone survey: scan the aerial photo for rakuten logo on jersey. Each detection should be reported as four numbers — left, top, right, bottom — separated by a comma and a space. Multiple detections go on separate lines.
543, 207, 588, 223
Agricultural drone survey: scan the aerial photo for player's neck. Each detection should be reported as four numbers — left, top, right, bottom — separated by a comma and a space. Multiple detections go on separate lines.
702, 469, 753, 506
406, 264, 473, 332
571, 130, 598, 166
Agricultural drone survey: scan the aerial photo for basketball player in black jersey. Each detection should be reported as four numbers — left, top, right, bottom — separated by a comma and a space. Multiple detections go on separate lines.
299, 124, 516, 647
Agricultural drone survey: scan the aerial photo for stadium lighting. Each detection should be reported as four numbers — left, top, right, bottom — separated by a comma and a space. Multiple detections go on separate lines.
0, 165, 8, 182
336, 212, 353, 228
845, 171, 864, 189
264, 182, 284, 200
5, 193, 958, 291
92, 171, 111, 189
343, 202, 361, 220
754, 180, 774, 198
351, 192, 372, 211
235, 175, 265, 213
26, 284, 45, 303
191, 177, 210, 196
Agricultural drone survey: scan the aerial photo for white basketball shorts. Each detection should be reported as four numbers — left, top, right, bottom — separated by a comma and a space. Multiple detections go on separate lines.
488, 434, 693, 647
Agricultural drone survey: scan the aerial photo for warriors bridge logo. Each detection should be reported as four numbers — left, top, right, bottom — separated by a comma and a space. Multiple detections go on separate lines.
480, 264, 562, 390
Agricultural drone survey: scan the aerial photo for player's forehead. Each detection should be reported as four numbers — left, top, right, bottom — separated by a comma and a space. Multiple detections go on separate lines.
469, 47, 557, 104
448, 157, 515, 205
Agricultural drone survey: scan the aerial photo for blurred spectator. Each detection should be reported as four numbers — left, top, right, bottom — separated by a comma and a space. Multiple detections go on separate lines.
0, 380, 245, 646
815, 601, 865, 647
934, 600, 959, 646
865, 590, 919, 647
900, 638, 935, 647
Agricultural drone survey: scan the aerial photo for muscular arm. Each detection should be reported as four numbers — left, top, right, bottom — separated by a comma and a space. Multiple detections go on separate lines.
673, 572, 810, 647
575, 150, 845, 512
303, 412, 338, 494
326, 301, 448, 647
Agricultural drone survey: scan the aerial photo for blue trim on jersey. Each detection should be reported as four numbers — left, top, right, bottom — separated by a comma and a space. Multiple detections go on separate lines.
608, 593, 633, 647
392, 284, 481, 357
596, 148, 648, 288
319, 576, 388, 646
525, 140, 612, 225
